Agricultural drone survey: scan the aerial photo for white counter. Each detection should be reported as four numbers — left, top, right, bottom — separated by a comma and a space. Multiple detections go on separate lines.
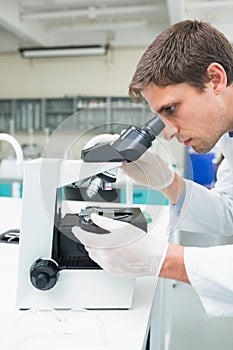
0, 197, 171, 350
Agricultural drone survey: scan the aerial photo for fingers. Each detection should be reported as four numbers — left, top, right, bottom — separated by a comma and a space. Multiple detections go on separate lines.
72, 226, 101, 247
85, 247, 127, 275
72, 214, 146, 249
112, 134, 120, 142
83, 133, 119, 149
90, 213, 129, 230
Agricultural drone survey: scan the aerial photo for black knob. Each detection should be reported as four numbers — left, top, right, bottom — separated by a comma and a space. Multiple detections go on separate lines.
30, 259, 59, 291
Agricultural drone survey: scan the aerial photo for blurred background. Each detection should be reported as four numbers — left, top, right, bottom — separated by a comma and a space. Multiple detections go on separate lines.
0, 0, 227, 197
0, 2, 233, 350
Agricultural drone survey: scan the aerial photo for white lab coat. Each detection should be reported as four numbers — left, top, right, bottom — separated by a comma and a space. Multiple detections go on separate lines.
169, 132, 233, 316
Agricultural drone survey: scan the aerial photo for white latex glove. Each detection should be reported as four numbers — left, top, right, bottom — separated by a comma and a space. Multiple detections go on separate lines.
121, 148, 174, 190
72, 213, 169, 277
83, 133, 119, 149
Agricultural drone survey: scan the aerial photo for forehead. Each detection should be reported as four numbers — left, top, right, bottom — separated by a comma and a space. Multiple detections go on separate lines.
142, 83, 198, 112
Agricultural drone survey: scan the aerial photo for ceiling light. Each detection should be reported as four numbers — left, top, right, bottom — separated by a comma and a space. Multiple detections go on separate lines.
19, 45, 108, 58
50, 20, 147, 33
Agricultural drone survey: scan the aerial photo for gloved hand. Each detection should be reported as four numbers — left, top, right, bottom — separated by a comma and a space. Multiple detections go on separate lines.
72, 213, 169, 277
83, 133, 119, 149
121, 148, 175, 190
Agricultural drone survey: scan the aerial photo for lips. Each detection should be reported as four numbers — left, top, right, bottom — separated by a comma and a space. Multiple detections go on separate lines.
184, 138, 192, 146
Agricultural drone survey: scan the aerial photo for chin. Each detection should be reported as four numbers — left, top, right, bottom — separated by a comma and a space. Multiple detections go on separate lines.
192, 145, 213, 154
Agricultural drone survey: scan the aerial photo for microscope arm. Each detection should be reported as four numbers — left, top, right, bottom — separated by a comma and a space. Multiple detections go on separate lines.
58, 159, 122, 188
81, 115, 165, 163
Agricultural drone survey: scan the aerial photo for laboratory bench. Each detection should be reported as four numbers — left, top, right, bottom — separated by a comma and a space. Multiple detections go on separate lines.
0, 197, 172, 350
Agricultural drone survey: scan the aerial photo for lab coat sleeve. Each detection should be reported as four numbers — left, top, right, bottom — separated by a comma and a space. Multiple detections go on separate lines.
184, 245, 233, 317
168, 157, 233, 235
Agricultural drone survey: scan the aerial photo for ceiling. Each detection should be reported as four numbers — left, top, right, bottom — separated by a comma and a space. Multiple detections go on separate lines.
0, 0, 233, 54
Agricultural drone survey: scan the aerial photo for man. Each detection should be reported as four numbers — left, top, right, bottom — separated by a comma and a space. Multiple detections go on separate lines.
73, 20, 233, 317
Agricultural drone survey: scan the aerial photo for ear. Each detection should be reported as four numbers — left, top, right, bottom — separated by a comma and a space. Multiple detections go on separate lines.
206, 62, 227, 94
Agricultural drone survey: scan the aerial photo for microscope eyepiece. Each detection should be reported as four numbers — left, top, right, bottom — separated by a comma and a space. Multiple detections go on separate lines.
81, 114, 165, 197
141, 115, 165, 141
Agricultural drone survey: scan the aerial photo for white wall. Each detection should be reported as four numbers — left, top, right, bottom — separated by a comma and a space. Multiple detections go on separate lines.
0, 46, 145, 158
0, 46, 186, 172
0, 47, 145, 98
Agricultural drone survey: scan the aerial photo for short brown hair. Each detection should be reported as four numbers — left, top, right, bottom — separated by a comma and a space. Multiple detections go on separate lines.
129, 20, 233, 101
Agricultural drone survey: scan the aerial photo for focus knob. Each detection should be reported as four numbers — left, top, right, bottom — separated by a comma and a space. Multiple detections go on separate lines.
30, 259, 59, 291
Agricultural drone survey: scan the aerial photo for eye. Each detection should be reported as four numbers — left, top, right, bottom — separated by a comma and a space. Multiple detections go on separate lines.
165, 105, 175, 114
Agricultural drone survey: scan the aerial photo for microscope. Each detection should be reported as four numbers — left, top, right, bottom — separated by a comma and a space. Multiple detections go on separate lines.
16, 115, 164, 310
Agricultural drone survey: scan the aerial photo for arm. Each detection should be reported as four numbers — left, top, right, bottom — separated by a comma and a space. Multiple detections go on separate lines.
160, 243, 233, 317
73, 214, 233, 317
160, 172, 185, 204
168, 155, 233, 235
159, 243, 189, 283
184, 244, 233, 317
123, 141, 233, 235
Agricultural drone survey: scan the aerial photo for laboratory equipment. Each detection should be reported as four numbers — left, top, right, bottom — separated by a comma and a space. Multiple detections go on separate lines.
82, 114, 165, 162
81, 115, 165, 198
0, 133, 24, 168
0, 133, 24, 197
16, 115, 164, 310
16, 158, 137, 309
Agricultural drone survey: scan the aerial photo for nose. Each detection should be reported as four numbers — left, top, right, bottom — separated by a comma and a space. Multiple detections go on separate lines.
162, 121, 179, 140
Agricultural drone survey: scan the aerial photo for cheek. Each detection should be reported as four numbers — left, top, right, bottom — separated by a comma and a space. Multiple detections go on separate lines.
201, 99, 221, 127
184, 96, 214, 128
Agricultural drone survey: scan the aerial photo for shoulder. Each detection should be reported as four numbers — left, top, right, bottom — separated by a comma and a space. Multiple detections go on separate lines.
216, 133, 233, 152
